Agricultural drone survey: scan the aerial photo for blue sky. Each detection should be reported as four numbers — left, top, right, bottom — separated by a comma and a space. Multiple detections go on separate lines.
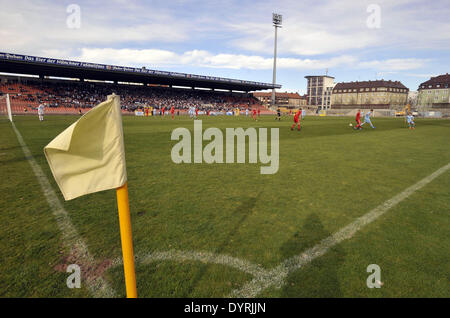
1, 0, 449, 93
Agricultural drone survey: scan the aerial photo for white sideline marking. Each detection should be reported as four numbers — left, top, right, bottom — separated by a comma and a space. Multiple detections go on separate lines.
11, 122, 116, 298
229, 162, 450, 297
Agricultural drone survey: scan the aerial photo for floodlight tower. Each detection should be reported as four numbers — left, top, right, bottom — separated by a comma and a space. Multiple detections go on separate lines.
271, 13, 282, 107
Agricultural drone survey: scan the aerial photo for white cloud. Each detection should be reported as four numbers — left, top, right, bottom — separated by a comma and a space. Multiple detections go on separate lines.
42, 48, 425, 75
229, 20, 378, 56
405, 73, 440, 78
2, 0, 448, 63
0, 0, 190, 54
225, 0, 450, 55
53, 48, 358, 70
357, 58, 429, 71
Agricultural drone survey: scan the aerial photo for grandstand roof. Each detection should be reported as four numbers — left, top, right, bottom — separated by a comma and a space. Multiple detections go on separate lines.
0, 52, 281, 92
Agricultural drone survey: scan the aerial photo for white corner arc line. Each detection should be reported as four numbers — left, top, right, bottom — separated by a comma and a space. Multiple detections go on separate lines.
11, 122, 116, 298
230, 162, 450, 298
112, 250, 269, 278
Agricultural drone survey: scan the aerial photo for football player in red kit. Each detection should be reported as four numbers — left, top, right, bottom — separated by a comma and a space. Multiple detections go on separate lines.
171, 106, 175, 119
252, 108, 257, 121
354, 109, 362, 130
291, 110, 302, 131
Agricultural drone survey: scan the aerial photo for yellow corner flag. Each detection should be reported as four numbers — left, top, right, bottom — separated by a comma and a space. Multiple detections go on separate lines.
44, 94, 137, 298
44, 94, 126, 200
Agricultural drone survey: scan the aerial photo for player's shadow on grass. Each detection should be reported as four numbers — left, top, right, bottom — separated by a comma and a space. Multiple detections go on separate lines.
184, 194, 259, 297
279, 213, 345, 297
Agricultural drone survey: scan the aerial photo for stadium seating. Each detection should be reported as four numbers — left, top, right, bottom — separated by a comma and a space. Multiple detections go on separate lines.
0, 78, 271, 115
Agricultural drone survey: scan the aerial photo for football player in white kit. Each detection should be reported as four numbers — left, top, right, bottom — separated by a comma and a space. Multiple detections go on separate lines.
37, 103, 45, 121
406, 112, 415, 129
360, 109, 375, 129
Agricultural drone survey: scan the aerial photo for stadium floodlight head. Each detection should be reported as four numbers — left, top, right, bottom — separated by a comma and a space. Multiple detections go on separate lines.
271, 13, 282, 106
272, 13, 282, 27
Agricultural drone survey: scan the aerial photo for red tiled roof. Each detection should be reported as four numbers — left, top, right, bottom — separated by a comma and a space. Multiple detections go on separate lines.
419, 73, 450, 89
333, 80, 408, 91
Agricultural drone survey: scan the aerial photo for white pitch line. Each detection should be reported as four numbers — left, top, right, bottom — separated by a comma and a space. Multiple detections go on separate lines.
230, 162, 450, 298
112, 250, 269, 278
11, 122, 116, 298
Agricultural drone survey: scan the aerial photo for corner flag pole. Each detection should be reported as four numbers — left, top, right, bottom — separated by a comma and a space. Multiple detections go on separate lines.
43, 93, 137, 297
116, 182, 138, 298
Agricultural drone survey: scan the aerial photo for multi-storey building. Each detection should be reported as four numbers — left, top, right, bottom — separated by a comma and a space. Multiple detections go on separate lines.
305, 75, 335, 110
417, 73, 450, 109
408, 91, 418, 107
253, 92, 307, 108
331, 80, 408, 109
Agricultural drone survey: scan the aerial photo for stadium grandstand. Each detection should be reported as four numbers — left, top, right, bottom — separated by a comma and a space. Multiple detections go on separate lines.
0, 52, 281, 115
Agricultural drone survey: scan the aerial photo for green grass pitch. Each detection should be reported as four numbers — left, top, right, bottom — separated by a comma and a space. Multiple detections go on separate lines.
0, 114, 449, 297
